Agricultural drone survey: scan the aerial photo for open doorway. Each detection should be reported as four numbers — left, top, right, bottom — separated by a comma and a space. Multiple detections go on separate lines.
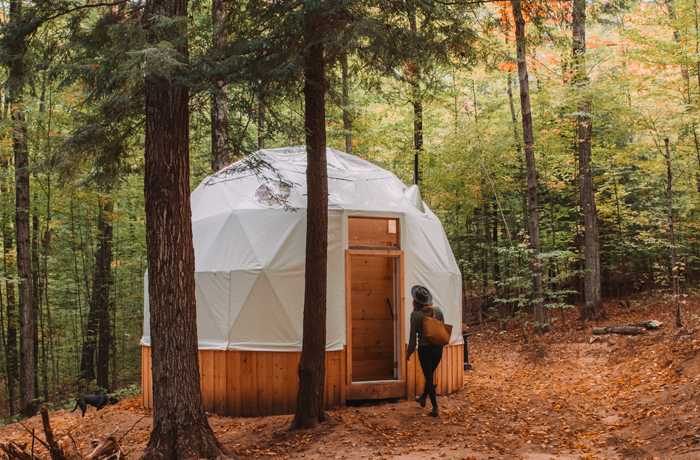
348, 254, 399, 382
345, 217, 405, 398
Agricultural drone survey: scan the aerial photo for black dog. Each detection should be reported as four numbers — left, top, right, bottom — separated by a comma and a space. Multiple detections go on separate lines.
70, 394, 119, 417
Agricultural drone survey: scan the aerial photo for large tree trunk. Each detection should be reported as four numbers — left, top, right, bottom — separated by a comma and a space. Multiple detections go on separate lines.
573, 0, 603, 320
9, 0, 35, 414
510, 0, 544, 329
141, 0, 222, 458
665, 138, 682, 328
291, 37, 328, 431
210, 0, 229, 173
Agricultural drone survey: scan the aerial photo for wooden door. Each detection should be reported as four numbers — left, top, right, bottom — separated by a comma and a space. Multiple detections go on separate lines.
349, 255, 397, 382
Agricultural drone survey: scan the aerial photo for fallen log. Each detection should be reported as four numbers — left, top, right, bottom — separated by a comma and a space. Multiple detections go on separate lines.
86, 429, 123, 460
592, 325, 645, 335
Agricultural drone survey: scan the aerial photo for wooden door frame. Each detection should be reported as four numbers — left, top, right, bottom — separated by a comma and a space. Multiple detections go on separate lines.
345, 249, 405, 393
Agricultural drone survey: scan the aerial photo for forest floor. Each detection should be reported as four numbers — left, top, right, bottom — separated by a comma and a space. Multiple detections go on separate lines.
2, 295, 700, 460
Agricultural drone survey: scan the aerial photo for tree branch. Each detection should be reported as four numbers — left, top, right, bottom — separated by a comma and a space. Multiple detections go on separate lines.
41, 0, 137, 23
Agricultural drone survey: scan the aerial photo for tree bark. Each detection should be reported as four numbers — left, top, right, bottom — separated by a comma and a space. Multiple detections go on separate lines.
573, 0, 603, 320
140, 0, 222, 458
258, 96, 265, 149
291, 36, 328, 431
3, 161, 18, 416
81, 292, 98, 384
31, 199, 40, 400
413, 99, 423, 185
408, 13, 422, 185
341, 52, 352, 154
95, 200, 114, 390
81, 197, 111, 390
506, 70, 528, 231
510, 0, 544, 329
592, 325, 645, 336
9, 0, 36, 414
664, 138, 682, 328
210, 0, 229, 173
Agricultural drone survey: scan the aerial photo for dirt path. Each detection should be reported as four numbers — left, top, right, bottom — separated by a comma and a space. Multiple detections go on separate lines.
2, 299, 699, 460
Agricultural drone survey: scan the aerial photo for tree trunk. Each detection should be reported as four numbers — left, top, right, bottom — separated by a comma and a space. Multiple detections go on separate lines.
573, 0, 603, 320
407, 13, 422, 185
31, 199, 40, 400
492, 202, 500, 295
81, 249, 98, 385
9, 0, 36, 413
506, 70, 528, 232
665, 138, 682, 328
510, 0, 544, 329
210, 0, 229, 173
141, 0, 222, 457
3, 161, 18, 416
94, 200, 114, 390
341, 52, 352, 154
291, 36, 328, 431
258, 96, 265, 149
413, 98, 423, 185
42, 174, 57, 403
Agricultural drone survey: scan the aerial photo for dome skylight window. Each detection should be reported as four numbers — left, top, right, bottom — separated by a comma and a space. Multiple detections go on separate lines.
253, 181, 292, 207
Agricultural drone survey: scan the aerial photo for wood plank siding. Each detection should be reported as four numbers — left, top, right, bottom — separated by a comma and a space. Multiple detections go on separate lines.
142, 343, 464, 417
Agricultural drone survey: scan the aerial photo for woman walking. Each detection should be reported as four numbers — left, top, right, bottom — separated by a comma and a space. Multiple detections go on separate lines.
406, 285, 445, 417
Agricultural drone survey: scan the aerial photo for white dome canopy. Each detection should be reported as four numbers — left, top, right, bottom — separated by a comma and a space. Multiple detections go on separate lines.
142, 146, 462, 352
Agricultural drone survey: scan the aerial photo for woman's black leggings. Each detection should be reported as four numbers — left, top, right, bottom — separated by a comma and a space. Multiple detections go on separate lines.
418, 344, 444, 407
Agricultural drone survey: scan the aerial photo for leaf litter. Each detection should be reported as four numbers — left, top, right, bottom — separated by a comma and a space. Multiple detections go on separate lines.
1, 296, 699, 459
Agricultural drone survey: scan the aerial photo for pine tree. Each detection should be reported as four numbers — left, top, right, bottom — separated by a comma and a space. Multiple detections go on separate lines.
140, 0, 222, 456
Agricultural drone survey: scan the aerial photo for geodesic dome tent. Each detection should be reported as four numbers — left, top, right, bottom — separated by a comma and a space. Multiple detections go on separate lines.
141, 146, 464, 417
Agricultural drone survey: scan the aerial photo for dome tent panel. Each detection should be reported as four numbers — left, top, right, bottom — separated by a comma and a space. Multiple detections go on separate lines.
193, 212, 261, 272
228, 271, 301, 351
236, 208, 307, 269
194, 271, 231, 350
404, 212, 459, 275
226, 269, 263, 340
251, 209, 307, 270
256, 268, 305, 348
